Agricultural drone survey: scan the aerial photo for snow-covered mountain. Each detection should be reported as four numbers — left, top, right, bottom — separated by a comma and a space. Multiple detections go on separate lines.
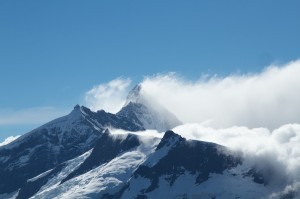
2, 130, 284, 199
0, 86, 294, 199
117, 85, 181, 132
0, 86, 181, 198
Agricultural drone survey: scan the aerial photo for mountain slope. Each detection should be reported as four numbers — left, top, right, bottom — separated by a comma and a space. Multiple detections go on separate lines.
116, 131, 273, 199
0, 84, 181, 197
17, 130, 280, 199
26, 132, 159, 199
0, 105, 102, 195
0, 103, 147, 196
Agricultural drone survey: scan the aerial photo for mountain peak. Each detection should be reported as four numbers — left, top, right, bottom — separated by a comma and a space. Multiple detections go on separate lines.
71, 104, 84, 114
125, 84, 143, 105
74, 104, 80, 110
156, 130, 184, 150
163, 130, 182, 139
117, 85, 182, 132
70, 105, 93, 116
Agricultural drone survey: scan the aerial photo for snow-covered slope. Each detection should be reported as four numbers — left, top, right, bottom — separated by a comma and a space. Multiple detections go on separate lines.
24, 132, 159, 199
0, 103, 148, 196
0, 105, 103, 195
0, 136, 20, 147
8, 130, 283, 199
119, 131, 276, 199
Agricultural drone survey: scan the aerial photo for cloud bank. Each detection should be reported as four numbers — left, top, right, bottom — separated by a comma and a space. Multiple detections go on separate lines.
141, 60, 300, 129
85, 60, 300, 129
84, 78, 131, 113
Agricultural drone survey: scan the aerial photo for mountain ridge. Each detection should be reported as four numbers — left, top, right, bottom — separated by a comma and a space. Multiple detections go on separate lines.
0, 86, 181, 196
0, 86, 293, 199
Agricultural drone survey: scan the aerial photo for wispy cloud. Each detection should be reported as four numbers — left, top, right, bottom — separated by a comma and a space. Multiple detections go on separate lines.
0, 107, 67, 125
84, 78, 131, 113
141, 60, 300, 129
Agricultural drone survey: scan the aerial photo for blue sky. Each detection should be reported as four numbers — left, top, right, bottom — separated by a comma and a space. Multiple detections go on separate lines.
0, 0, 300, 141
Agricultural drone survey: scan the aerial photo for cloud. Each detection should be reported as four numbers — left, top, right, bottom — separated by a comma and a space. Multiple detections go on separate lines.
108, 128, 163, 138
108, 128, 162, 148
84, 78, 131, 113
0, 107, 67, 125
172, 123, 300, 197
0, 135, 20, 147
269, 182, 300, 199
140, 60, 300, 129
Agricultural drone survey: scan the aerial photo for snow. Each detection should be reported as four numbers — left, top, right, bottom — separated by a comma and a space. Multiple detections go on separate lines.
30, 149, 92, 199
143, 134, 180, 167
32, 150, 146, 198
30, 132, 159, 199
27, 169, 54, 182
0, 190, 19, 199
1, 106, 101, 150
121, 176, 151, 198
0, 135, 20, 147
0, 155, 10, 164
122, 167, 272, 199
6, 145, 40, 170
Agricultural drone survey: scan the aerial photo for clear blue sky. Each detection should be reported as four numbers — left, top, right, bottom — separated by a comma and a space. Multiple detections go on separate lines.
0, 0, 300, 141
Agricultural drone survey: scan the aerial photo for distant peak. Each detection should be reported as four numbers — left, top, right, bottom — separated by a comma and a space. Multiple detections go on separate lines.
80, 106, 92, 113
131, 84, 142, 93
118, 85, 182, 132
69, 105, 84, 118
70, 104, 93, 117
163, 130, 181, 139
125, 84, 143, 105
74, 104, 80, 110
162, 131, 184, 142
156, 130, 184, 150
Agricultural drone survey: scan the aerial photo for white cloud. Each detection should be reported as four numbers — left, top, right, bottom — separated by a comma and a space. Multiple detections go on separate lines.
84, 78, 131, 113
140, 60, 300, 129
0, 135, 20, 147
0, 107, 67, 125
108, 128, 163, 138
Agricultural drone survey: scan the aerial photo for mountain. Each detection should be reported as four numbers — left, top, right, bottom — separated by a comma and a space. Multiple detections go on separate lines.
4, 130, 282, 199
119, 131, 271, 199
117, 85, 181, 132
0, 86, 181, 198
0, 86, 292, 199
